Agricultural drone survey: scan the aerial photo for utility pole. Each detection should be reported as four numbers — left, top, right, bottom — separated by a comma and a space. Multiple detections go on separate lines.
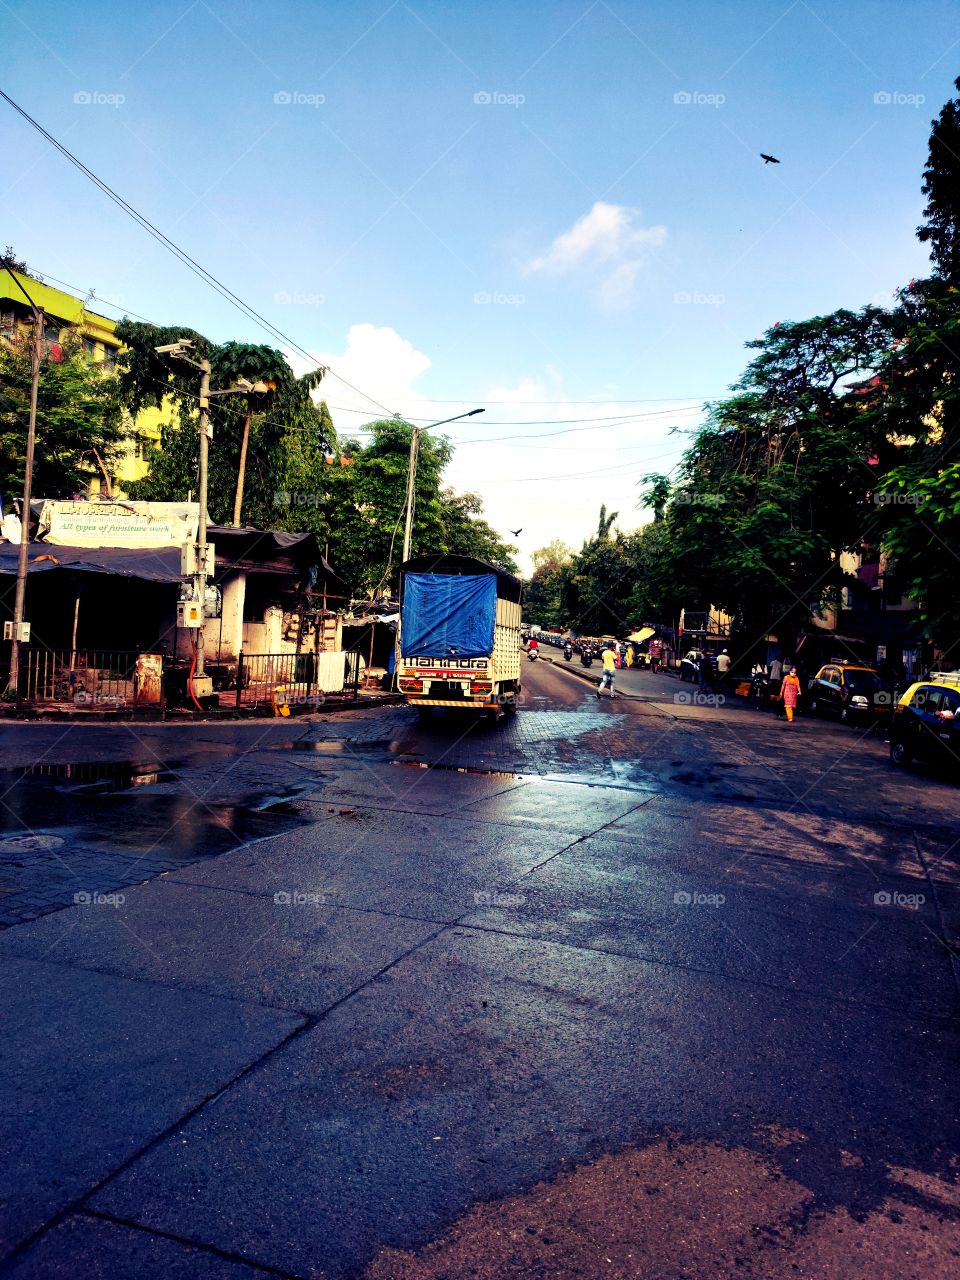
153, 343, 272, 698
2, 254, 45, 696
401, 426, 420, 564
400, 409, 484, 565
195, 358, 212, 684
7, 305, 42, 695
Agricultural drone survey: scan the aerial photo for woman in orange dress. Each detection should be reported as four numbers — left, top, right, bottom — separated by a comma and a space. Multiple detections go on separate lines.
779, 666, 801, 723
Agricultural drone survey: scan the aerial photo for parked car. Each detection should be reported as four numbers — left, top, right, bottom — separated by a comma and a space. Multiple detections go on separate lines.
806, 663, 895, 724
890, 674, 960, 773
679, 649, 705, 682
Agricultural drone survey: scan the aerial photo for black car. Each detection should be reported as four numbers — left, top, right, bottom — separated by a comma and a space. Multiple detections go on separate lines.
890, 679, 960, 773
806, 664, 895, 723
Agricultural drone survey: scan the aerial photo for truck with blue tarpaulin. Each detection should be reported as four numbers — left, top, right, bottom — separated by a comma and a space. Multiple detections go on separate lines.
397, 554, 523, 717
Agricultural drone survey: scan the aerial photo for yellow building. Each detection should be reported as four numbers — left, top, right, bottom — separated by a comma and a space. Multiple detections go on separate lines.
0, 270, 168, 494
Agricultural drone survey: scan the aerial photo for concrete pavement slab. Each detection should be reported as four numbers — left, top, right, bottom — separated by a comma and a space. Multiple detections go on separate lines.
460, 832, 956, 1016
88, 927, 960, 1278
0, 878, 442, 1014
167, 810, 579, 920
287, 757, 531, 816
0, 956, 301, 1262
605, 794, 933, 882
452, 779, 655, 833
3, 1214, 277, 1279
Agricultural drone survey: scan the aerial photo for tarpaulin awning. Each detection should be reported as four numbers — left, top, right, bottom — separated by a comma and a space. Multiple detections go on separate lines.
627, 627, 656, 643
0, 542, 183, 584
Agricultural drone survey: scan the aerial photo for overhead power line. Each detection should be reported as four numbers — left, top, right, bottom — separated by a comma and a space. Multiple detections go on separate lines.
0, 88, 393, 418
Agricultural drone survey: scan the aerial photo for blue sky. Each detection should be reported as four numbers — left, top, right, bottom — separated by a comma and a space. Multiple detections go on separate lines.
2, 0, 957, 569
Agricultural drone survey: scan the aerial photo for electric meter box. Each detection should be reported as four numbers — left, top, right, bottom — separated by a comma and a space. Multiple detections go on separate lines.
3, 621, 30, 642
181, 542, 216, 576
177, 599, 203, 629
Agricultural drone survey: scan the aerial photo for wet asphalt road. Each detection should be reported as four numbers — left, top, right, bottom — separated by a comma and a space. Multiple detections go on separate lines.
0, 660, 959, 1278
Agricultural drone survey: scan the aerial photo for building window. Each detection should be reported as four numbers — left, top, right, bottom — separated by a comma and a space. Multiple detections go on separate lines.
101, 344, 117, 372
81, 336, 97, 362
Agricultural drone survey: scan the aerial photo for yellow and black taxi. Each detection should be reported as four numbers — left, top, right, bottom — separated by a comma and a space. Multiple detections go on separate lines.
806, 662, 896, 723
890, 673, 960, 773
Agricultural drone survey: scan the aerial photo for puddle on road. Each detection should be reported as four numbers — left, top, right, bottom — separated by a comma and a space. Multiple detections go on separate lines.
16, 761, 180, 791
0, 762, 314, 864
293, 739, 401, 755
391, 760, 524, 780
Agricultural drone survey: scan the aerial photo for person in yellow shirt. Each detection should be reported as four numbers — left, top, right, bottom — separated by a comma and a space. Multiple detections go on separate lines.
596, 642, 617, 698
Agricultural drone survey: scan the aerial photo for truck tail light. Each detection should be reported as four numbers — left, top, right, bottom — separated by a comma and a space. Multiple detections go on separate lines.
471, 680, 493, 694
399, 677, 423, 693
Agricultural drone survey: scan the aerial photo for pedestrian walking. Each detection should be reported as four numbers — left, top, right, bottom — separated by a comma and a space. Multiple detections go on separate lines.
779, 666, 801, 723
596, 641, 617, 698
697, 652, 712, 693
715, 649, 731, 690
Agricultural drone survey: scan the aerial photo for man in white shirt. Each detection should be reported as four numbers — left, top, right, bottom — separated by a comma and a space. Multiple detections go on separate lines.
715, 649, 731, 691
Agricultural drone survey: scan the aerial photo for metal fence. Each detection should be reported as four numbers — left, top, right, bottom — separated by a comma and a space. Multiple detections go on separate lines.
11, 647, 363, 713
17, 648, 152, 710
233, 650, 362, 710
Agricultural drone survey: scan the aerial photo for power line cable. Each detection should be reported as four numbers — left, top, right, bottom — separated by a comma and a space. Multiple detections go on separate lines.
0, 89, 393, 418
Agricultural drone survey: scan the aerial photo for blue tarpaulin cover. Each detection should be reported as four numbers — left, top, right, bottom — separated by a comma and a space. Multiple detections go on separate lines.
401, 572, 497, 658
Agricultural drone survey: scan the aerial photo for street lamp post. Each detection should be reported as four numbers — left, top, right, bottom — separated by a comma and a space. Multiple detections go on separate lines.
154, 343, 272, 695
401, 409, 484, 564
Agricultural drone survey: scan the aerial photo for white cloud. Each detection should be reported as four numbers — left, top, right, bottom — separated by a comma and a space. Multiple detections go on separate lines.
523, 201, 666, 308
288, 323, 432, 422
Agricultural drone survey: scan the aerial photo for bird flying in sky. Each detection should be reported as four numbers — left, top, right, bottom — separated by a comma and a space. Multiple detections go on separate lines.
510, 528, 522, 537
760, 153, 780, 164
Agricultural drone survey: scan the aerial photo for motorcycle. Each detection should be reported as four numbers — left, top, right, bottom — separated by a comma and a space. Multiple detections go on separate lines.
527, 647, 540, 662
563, 645, 573, 661
580, 649, 593, 668
750, 668, 770, 709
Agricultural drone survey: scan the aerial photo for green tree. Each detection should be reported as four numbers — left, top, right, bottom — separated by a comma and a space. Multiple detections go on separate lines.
918, 75, 960, 282
874, 76, 960, 649
525, 540, 573, 627
654, 306, 898, 647
0, 330, 123, 505
116, 321, 334, 528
